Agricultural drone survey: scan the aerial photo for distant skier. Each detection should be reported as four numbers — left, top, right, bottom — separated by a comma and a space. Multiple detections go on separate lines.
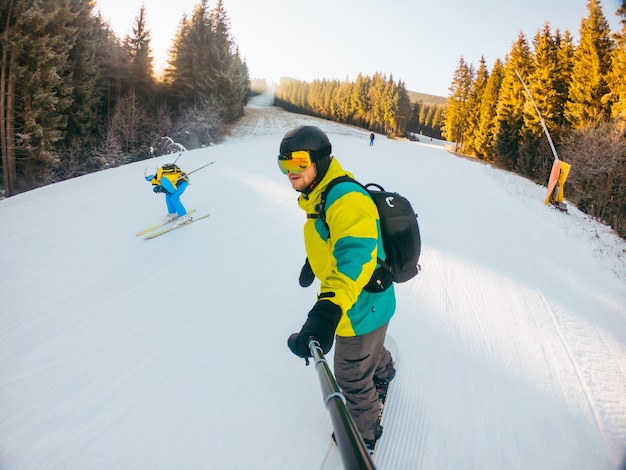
369, 132, 375, 146
144, 163, 193, 227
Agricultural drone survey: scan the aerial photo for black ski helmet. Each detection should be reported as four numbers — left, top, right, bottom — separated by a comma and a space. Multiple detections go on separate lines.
279, 126, 332, 191
279, 125, 332, 159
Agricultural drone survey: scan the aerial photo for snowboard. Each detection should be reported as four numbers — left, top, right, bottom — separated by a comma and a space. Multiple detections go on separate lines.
320, 334, 399, 469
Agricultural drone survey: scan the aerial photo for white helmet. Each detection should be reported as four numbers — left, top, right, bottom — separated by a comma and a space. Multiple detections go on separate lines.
144, 165, 159, 181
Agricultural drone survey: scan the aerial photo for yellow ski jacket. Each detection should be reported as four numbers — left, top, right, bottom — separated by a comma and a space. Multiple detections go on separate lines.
298, 158, 395, 337
151, 164, 189, 192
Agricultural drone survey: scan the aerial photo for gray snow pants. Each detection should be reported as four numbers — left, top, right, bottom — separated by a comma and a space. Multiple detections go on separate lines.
334, 322, 394, 441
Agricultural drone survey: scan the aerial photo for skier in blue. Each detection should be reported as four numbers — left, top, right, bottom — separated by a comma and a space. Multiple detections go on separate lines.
145, 164, 192, 227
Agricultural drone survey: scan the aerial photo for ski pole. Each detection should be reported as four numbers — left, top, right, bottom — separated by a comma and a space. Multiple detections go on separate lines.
176, 161, 215, 185
186, 161, 215, 175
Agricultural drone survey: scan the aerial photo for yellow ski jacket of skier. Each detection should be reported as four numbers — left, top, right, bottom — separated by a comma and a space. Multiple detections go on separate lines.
150, 164, 189, 192
298, 158, 395, 337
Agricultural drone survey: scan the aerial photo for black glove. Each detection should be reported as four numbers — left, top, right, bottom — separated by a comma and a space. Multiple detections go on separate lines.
299, 258, 315, 287
287, 300, 342, 358
153, 185, 163, 193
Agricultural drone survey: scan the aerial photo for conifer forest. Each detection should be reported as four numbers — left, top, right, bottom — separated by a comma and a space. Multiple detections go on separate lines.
1, 0, 625, 238
274, 0, 626, 239
0, 0, 249, 195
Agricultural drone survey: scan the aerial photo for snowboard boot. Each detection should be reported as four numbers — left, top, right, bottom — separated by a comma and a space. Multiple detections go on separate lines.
332, 424, 383, 455
363, 418, 383, 454
374, 362, 396, 402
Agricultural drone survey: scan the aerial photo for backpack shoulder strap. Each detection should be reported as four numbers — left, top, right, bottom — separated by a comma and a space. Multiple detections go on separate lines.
152, 167, 165, 184
311, 175, 391, 288
308, 175, 358, 228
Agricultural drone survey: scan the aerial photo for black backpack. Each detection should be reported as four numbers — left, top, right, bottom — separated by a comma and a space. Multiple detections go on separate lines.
315, 175, 421, 292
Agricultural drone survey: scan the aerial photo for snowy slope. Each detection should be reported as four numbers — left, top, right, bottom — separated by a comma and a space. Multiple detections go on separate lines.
1, 93, 625, 470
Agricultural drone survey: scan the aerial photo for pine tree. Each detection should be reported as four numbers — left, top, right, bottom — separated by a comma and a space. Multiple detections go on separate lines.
525, 23, 564, 139
517, 23, 565, 178
350, 74, 370, 128
166, 1, 218, 107
605, 4, 626, 123
3, 1, 78, 189
165, 0, 248, 124
565, 0, 614, 127
474, 59, 504, 160
308, 80, 323, 116
431, 106, 444, 138
124, 5, 154, 101
407, 101, 421, 135
222, 49, 250, 122
0, 0, 20, 195
442, 56, 474, 152
493, 32, 533, 169
92, 16, 134, 119
101, 4, 157, 158
465, 56, 489, 156
395, 80, 411, 137
334, 79, 353, 122
420, 104, 431, 133
58, 0, 103, 178
209, 0, 248, 122
368, 72, 386, 133
555, 29, 575, 130
382, 75, 398, 135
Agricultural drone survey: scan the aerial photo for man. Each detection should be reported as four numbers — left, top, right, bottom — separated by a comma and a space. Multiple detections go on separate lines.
280, 125, 396, 451
145, 163, 192, 227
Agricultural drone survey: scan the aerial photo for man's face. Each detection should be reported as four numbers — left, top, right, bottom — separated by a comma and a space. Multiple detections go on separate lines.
287, 163, 317, 192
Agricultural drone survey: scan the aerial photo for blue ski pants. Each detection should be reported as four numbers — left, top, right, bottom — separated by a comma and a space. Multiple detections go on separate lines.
165, 181, 188, 216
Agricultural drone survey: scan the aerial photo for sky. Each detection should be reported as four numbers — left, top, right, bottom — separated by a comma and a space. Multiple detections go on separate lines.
1, 93, 625, 469
93, 0, 625, 97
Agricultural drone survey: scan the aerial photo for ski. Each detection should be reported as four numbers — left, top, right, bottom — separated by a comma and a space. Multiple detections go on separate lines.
143, 213, 210, 239
136, 210, 197, 236
320, 335, 399, 469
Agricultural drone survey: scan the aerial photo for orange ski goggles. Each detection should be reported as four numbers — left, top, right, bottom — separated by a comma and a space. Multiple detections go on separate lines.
278, 150, 313, 174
